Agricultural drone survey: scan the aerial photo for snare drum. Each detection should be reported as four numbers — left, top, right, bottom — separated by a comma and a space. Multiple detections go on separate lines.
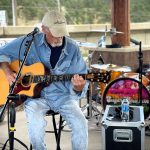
99, 71, 122, 95
102, 77, 150, 119
110, 66, 132, 81
99, 66, 132, 96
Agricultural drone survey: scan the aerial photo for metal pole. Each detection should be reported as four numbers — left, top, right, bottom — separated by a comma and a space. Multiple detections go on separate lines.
57, 0, 61, 12
12, 0, 17, 26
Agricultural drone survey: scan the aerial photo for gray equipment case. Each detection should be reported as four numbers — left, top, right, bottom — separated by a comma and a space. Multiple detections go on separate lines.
101, 105, 145, 150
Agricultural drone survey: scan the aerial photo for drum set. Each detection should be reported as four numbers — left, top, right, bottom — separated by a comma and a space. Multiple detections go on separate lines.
90, 63, 150, 120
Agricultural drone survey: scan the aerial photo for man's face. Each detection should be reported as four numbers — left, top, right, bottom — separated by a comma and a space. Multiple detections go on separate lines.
42, 25, 63, 47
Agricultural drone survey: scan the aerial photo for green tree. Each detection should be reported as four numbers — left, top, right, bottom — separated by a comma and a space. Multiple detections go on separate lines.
0, 0, 149, 25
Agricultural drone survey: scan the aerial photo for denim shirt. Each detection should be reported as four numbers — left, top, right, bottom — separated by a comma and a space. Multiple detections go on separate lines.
0, 33, 89, 109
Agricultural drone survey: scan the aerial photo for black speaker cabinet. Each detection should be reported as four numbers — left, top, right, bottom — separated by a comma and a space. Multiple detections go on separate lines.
101, 105, 145, 150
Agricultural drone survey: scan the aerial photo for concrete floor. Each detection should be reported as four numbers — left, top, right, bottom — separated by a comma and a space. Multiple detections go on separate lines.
0, 103, 150, 150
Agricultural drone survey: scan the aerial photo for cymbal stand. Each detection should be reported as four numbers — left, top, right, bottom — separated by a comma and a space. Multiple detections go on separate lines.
84, 50, 103, 120
98, 25, 107, 48
88, 82, 102, 120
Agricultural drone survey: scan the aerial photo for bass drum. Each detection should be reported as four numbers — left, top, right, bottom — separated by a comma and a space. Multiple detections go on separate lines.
102, 77, 150, 119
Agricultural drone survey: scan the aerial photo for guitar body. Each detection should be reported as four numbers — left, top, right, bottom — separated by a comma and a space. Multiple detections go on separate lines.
0, 60, 110, 106
0, 60, 45, 106
0, 70, 9, 106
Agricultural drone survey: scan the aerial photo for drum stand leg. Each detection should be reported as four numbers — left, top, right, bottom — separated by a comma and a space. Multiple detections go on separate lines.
87, 82, 103, 125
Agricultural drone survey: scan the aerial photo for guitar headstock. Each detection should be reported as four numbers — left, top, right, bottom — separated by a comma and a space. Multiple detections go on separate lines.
86, 71, 111, 83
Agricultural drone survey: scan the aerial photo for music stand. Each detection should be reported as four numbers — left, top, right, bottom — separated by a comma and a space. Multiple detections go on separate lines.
0, 28, 38, 150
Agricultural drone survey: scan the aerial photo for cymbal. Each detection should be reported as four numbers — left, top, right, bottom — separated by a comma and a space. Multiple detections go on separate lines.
75, 40, 97, 48
91, 29, 124, 34
91, 64, 131, 72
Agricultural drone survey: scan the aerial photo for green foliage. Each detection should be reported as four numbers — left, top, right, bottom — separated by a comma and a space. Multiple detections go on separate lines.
0, 0, 149, 25
130, 0, 150, 22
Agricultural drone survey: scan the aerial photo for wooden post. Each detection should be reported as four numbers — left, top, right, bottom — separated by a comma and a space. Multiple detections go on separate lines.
111, 0, 130, 46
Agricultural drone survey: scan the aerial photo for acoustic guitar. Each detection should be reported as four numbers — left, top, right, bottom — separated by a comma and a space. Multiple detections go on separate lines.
0, 60, 110, 106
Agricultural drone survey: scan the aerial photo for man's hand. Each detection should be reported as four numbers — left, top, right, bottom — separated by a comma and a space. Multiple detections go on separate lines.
0, 62, 17, 85
71, 74, 86, 92
5, 69, 17, 86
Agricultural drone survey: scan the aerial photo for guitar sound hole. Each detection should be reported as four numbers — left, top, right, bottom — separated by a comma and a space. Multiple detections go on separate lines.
21, 74, 32, 87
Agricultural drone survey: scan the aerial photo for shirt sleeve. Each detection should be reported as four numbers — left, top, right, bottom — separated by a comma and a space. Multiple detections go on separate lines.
0, 36, 27, 63
69, 44, 89, 99
0, 55, 11, 63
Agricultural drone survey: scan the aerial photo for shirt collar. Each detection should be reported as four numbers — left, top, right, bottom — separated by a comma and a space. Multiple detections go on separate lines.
38, 34, 47, 46
38, 33, 69, 55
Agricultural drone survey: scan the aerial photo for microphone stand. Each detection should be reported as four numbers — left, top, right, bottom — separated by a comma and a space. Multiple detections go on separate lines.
0, 30, 37, 150
138, 42, 143, 106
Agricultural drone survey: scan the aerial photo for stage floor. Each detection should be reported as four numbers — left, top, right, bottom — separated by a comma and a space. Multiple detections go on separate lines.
0, 101, 150, 150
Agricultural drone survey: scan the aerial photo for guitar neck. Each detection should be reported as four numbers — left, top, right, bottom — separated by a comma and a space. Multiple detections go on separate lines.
33, 74, 87, 83
22, 72, 110, 86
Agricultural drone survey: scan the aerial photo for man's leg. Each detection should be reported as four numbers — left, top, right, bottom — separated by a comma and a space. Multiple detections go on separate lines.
24, 98, 50, 150
59, 100, 88, 150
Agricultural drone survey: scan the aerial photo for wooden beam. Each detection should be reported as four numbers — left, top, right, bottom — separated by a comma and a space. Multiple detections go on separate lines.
111, 0, 130, 46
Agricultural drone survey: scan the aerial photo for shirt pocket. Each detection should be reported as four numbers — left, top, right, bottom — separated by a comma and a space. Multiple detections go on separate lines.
57, 60, 71, 74
27, 54, 40, 64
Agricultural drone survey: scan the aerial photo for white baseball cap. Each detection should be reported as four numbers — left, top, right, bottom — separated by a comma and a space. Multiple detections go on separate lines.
42, 10, 69, 37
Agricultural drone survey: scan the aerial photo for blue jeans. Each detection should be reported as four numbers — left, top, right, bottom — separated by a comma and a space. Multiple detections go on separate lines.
24, 98, 88, 150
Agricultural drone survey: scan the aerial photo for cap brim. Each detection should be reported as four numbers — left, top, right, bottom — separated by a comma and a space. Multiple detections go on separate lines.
50, 24, 69, 37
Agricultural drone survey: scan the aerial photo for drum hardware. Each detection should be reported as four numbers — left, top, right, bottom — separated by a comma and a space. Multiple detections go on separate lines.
91, 64, 131, 72
75, 40, 97, 48
97, 54, 105, 64
88, 82, 103, 124
83, 49, 106, 121
92, 26, 124, 48
92, 27, 124, 35
88, 62, 131, 124
91, 63, 132, 99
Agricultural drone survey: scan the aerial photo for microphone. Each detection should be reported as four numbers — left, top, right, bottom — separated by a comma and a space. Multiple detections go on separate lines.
27, 27, 39, 36
130, 38, 140, 45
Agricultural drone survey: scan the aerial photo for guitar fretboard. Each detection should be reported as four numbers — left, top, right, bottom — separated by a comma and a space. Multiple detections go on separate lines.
33, 74, 86, 83
21, 72, 110, 87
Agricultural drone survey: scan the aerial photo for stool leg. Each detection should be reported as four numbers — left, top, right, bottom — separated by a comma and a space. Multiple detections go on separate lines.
56, 116, 63, 150
52, 114, 58, 141
52, 114, 61, 150
30, 144, 32, 150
